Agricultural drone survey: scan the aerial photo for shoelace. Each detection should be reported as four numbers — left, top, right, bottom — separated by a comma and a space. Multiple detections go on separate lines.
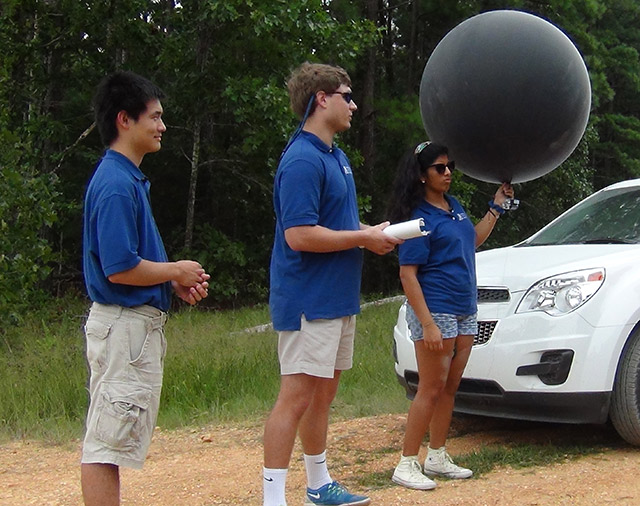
409, 460, 426, 477
430, 452, 453, 466
441, 452, 466, 471
326, 481, 347, 496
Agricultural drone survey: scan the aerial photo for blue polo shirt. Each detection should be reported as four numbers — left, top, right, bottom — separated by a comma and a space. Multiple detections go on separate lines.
269, 131, 363, 331
398, 195, 477, 315
83, 150, 172, 311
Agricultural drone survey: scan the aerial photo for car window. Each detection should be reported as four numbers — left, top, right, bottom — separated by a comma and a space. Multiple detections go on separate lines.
524, 186, 640, 245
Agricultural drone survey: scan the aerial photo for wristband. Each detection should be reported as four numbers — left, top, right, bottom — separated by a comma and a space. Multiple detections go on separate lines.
488, 200, 506, 215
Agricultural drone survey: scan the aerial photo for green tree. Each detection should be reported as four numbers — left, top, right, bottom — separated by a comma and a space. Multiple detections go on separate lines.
147, 0, 379, 305
2, 0, 640, 316
0, 0, 381, 316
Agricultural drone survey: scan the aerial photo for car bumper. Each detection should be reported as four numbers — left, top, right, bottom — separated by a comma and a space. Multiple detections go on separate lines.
467, 306, 630, 394
393, 300, 632, 425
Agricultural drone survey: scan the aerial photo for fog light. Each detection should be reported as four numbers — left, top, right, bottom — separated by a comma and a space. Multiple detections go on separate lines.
516, 350, 574, 385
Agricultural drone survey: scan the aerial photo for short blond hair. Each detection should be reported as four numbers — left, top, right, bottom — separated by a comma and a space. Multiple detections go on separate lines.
287, 62, 352, 119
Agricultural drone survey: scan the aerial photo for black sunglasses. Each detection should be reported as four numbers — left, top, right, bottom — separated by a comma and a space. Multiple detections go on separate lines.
429, 161, 455, 174
329, 91, 353, 104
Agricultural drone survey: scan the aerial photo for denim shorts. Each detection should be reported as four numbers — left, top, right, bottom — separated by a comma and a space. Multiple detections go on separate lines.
278, 314, 356, 378
405, 303, 477, 341
81, 302, 167, 469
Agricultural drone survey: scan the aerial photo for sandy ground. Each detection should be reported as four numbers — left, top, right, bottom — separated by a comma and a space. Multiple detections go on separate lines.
1, 413, 639, 505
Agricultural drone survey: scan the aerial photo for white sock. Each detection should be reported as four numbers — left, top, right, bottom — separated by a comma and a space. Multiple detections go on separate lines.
263, 467, 288, 506
303, 451, 332, 490
399, 454, 419, 464
427, 446, 445, 459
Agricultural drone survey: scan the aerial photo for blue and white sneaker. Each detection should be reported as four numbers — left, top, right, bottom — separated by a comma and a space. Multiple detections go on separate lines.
304, 480, 370, 505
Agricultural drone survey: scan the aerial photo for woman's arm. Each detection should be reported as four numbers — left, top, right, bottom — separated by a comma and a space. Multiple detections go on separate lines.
399, 264, 443, 351
475, 183, 514, 247
475, 209, 501, 247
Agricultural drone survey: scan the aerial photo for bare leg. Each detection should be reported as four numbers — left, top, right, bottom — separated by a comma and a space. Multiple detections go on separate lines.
81, 463, 119, 506
428, 335, 474, 448
402, 339, 455, 456
264, 373, 319, 468
298, 371, 342, 456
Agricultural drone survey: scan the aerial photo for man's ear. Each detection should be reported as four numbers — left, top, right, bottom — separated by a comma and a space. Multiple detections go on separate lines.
116, 110, 131, 130
314, 91, 328, 110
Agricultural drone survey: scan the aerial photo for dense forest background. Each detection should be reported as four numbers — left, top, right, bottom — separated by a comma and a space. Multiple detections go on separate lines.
1, 0, 639, 324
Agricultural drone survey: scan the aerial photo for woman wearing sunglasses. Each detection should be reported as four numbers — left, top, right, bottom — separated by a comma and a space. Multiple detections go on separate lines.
386, 141, 514, 490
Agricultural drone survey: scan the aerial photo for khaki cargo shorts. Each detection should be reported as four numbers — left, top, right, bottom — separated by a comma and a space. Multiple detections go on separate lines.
81, 302, 167, 469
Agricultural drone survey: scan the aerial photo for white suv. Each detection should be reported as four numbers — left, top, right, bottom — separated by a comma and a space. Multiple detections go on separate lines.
393, 178, 640, 445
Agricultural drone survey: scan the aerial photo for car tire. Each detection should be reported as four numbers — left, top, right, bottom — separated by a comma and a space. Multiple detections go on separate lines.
610, 327, 640, 445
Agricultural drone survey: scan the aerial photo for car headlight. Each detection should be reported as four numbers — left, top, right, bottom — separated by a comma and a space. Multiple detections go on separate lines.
516, 268, 605, 316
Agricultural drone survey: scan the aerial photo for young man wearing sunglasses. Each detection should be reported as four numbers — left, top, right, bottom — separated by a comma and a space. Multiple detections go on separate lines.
263, 62, 401, 506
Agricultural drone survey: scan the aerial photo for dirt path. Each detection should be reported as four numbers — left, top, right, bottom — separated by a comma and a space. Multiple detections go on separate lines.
1, 414, 639, 505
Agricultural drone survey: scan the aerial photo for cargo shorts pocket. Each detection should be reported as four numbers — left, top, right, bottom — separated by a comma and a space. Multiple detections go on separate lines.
129, 321, 165, 373
85, 319, 112, 371
95, 381, 151, 450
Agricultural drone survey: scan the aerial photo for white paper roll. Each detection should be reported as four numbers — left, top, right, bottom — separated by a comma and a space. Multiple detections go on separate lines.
383, 218, 429, 240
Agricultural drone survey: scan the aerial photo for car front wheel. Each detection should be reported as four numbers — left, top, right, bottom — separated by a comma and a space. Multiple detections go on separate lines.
611, 327, 640, 446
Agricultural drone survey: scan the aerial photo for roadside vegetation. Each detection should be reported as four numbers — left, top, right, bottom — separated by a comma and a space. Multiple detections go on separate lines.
356, 440, 616, 489
0, 297, 410, 443
1, 295, 626, 482
3, 1, 640, 327
2, 2, 638, 490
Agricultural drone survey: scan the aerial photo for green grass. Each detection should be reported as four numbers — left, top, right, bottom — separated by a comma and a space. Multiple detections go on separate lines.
0, 296, 89, 442
159, 305, 280, 428
457, 443, 603, 476
0, 296, 621, 482
0, 296, 409, 441
355, 442, 611, 490
335, 301, 411, 418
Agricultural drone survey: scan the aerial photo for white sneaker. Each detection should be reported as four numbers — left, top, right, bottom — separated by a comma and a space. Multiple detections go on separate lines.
392, 455, 437, 490
424, 447, 473, 479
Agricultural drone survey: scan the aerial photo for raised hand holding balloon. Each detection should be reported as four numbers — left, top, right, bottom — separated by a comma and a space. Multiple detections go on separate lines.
419, 10, 591, 211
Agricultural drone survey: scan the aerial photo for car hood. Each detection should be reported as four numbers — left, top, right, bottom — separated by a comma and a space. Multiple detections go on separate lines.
476, 244, 638, 292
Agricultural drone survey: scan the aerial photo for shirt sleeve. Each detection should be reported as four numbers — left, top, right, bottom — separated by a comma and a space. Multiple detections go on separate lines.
277, 157, 324, 230
398, 233, 431, 266
96, 194, 142, 277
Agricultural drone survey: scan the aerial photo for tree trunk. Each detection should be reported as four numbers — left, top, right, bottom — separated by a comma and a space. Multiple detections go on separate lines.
184, 22, 211, 250
407, 0, 419, 94
359, 0, 379, 187
184, 118, 201, 251
383, 0, 395, 89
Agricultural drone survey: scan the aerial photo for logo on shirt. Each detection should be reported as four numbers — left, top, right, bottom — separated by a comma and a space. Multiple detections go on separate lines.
457, 212, 468, 221
342, 165, 352, 175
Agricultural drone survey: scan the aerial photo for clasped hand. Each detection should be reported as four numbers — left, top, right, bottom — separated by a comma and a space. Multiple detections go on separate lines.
173, 260, 211, 305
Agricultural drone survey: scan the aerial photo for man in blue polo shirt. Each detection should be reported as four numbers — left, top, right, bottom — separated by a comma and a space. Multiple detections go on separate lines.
81, 71, 210, 506
263, 62, 401, 506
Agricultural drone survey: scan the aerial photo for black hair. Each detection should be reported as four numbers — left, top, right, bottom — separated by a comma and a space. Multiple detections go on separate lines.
93, 71, 165, 146
386, 142, 449, 223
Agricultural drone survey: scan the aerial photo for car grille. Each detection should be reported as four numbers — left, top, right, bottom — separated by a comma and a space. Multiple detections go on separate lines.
478, 287, 510, 302
475, 320, 497, 346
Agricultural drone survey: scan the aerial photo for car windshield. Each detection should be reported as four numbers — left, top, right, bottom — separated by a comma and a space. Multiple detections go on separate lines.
524, 186, 640, 246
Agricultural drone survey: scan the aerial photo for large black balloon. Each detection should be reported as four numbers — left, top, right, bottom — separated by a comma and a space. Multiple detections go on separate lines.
420, 10, 591, 183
